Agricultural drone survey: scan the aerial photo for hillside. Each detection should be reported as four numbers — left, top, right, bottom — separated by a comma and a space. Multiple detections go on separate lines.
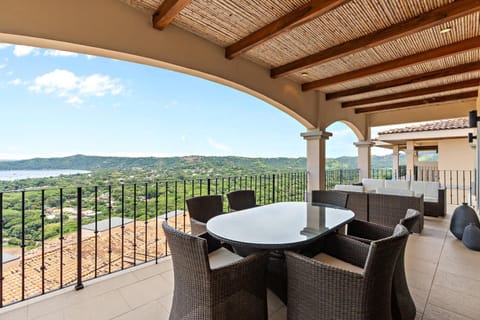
0, 154, 405, 171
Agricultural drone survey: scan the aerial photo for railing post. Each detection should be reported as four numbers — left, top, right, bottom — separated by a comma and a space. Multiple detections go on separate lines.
207, 178, 211, 195
75, 187, 84, 290
272, 174, 276, 203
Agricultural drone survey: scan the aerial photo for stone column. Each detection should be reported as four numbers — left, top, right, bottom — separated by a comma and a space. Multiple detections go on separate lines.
354, 141, 374, 181
406, 141, 416, 180
392, 145, 400, 179
301, 130, 332, 201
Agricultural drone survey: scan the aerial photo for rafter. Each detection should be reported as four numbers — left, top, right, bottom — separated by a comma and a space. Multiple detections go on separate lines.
326, 62, 480, 100
153, 0, 191, 30
342, 79, 480, 108
354, 91, 478, 114
225, 0, 348, 59
302, 36, 480, 91
272, 0, 480, 78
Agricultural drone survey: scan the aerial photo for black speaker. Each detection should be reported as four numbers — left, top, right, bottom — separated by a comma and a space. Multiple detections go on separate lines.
469, 110, 478, 128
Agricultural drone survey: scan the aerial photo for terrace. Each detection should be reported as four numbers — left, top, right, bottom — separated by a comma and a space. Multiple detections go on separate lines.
0, 204, 479, 320
1, 0, 480, 319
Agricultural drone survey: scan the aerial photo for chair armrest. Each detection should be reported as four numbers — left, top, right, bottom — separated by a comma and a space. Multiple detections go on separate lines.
347, 219, 393, 241
198, 231, 223, 253
190, 217, 207, 235
210, 252, 268, 295
323, 233, 370, 268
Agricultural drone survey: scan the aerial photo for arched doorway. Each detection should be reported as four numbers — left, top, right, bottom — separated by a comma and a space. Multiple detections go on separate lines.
325, 121, 363, 189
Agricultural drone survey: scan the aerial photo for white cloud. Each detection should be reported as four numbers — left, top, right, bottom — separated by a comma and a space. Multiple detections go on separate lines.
0, 64, 5, 69
208, 138, 230, 152
6, 71, 13, 76
13, 45, 39, 57
29, 69, 124, 104
66, 96, 83, 104
79, 74, 122, 96
332, 128, 354, 138
29, 69, 78, 94
44, 49, 79, 57
8, 78, 26, 86
0, 43, 12, 50
86, 55, 95, 60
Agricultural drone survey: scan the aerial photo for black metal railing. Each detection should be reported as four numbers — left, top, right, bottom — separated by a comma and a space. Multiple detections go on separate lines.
325, 169, 359, 190
369, 167, 477, 207
0, 171, 306, 307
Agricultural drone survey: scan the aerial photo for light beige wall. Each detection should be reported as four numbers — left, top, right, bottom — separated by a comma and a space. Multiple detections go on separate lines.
438, 138, 475, 171
0, 0, 319, 128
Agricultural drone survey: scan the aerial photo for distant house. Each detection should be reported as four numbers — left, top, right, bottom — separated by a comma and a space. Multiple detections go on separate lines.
374, 118, 475, 182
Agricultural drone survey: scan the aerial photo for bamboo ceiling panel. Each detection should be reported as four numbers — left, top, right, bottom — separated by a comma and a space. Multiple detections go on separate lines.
338, 70, 480, 102
174, 0, 308, 48
247, 0, 455, 67
121, 0, 161, 12
352, 86, 479, 109
121, 0, 480, 108
290, 12, 480, 83
317, 48, 480, 92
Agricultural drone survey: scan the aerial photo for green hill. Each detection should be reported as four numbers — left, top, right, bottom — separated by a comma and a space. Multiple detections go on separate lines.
0, 153, 405, 171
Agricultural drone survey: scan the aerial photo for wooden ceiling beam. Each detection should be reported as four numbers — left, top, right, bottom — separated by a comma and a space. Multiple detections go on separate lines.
342, 79, 480, 108
153, 0, 191, 30
354, 91, 478, 114
272, 0, 480, 78
302, 36, 480, 91
326, 62, 480, 100
225, 0, 348, 59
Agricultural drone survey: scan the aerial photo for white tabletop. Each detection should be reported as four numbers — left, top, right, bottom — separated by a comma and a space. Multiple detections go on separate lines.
206, 202, 355, 250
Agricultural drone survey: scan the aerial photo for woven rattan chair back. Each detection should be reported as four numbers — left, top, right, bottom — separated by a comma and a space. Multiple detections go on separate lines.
311, 190, 349, 208
162, 221, 268, 320
400, 209, 421, 233
227, 190, 256, 211
286, 224, 408, 320
186, 195, 223, 223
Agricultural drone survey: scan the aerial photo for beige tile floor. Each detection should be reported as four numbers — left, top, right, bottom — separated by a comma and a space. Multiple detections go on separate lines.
1, 204, 479, 320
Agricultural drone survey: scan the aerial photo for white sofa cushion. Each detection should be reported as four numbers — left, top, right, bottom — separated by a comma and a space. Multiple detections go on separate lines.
376, 187, 414, 197
410, 181, 439, 202
385, 180, 410, 191
334, 184, 364, 193
361, 178, 385, 192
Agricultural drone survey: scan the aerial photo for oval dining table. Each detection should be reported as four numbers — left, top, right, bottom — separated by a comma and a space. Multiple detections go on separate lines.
206, 201, 355, 303
207, 201, 355, 250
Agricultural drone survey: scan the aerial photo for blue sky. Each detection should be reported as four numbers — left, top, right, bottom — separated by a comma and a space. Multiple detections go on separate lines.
0, 43, 388, 160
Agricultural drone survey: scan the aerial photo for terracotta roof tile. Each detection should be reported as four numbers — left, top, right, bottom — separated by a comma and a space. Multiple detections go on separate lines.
378, 118, 469, 135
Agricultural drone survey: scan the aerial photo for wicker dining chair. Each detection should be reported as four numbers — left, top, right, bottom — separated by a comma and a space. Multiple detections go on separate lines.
186, 195, 223, 235
311, 190, 349, 208
227, 190, 257, 211
345, 209, 421, 320
286, 224, 409, 320
162, 222, 268, 320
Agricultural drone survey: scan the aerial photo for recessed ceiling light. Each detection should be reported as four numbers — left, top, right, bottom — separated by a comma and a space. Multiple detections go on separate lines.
301, 72, 309, 77
440, 27, 452, 34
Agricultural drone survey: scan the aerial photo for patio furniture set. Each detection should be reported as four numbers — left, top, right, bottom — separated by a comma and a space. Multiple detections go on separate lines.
163, 189, 422, 320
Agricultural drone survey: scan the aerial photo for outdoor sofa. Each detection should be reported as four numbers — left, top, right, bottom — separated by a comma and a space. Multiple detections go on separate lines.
361, 178, 446, 217
333, 180, 425, 233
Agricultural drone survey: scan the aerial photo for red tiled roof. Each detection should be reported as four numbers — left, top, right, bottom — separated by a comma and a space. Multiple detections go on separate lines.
378, 118, 469, 135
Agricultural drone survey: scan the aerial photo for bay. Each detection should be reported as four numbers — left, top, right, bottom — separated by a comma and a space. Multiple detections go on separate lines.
0, 169, 90, 181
